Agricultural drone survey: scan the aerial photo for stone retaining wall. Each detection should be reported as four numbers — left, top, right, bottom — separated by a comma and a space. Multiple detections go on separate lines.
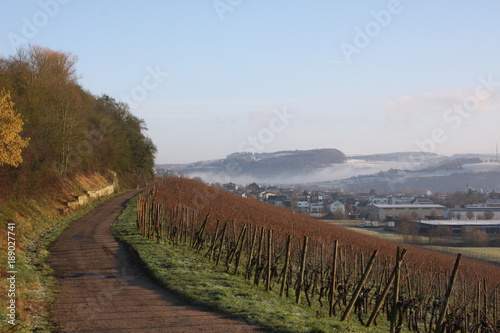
66, 183, 116, 211
86, 184, 115, 199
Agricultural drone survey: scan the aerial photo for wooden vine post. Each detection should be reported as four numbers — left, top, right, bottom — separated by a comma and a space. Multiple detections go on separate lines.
215, 222, 227, 266
296, 236, 308, 305
280, 234, 291, 297
226, 223, 246, 270
193, 213, 210, 253
254, 226, 265, 286
205, 220, 220, 260
435, 253, 462, 333
245, 226, 257, 280
232, 224, 247, 275
329, 240, 339, 317
341, 250, 378, 322
366, 248, 407, 328
266, 229, 273, 291
390, 247, 402, 333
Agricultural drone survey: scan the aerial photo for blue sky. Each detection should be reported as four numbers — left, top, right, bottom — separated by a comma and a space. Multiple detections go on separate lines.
2, 1, 500, 164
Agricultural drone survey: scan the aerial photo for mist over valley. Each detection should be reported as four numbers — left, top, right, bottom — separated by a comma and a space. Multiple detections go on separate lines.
156, 149, 500, 192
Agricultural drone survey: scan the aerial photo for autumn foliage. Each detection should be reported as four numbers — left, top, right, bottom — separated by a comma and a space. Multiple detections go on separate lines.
0, 90, 29, 167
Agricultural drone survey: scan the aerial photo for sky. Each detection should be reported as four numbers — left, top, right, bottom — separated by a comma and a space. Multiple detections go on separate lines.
2, 1, 500, 164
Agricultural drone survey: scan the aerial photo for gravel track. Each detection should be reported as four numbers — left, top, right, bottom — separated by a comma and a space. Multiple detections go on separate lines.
48, 191, 264, 332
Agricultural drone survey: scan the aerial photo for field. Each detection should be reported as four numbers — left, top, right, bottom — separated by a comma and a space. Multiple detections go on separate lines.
133, 178, 500, 332
423, 246, 500, 264
324, 220, 500, 264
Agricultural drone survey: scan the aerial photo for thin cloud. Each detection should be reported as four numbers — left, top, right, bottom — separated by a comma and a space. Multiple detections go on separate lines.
383, 90, 500, 114
383, 91, 462, 113
246, 108, 298, 128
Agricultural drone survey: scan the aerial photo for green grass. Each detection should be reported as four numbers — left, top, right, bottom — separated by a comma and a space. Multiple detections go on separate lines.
422, 245, 500, 264
113, 198, 393, 333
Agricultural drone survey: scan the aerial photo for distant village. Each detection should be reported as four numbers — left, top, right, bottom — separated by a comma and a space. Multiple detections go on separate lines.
155, 168, 500, 244
244, 182, 500, 243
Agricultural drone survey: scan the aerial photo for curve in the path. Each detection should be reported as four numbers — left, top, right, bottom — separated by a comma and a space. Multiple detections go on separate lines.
48, 191, 265, 332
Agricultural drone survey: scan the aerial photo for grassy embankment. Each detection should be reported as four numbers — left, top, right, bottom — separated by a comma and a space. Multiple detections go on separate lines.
113, 196, 392, 333
0, 173, 123, 333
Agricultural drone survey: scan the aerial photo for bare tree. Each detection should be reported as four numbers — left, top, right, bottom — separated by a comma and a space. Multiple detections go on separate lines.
396, 214, 419, 244
464, 228, 489, 246
484, 209, 494, 220
428, 225, 452, 244
14, 46, 84, 175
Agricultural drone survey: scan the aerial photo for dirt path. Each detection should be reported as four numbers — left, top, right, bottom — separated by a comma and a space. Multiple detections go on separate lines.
48, 191, 265, 332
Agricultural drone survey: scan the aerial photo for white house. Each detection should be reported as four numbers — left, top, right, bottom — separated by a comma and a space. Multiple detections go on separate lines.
328, 201, 345, 213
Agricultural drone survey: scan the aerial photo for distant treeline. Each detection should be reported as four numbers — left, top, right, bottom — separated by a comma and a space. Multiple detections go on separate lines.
0, 45, 156, 198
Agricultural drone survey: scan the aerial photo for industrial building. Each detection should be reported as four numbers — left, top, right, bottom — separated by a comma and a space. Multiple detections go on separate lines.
367, 204, 446, 220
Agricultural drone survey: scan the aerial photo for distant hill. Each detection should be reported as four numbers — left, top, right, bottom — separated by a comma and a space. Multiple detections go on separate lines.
157, 148, 346, 181
324, 170, 500, 193
350, 152, 439, 162
324, 157, 500, 193
226, 148, 347, 177
419, 157, 482, 172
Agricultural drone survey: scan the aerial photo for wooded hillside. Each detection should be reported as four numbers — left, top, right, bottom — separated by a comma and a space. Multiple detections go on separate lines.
0, 45, 156, 201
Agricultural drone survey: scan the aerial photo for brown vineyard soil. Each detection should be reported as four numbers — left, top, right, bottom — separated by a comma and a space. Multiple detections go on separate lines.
153, 178, 500, 287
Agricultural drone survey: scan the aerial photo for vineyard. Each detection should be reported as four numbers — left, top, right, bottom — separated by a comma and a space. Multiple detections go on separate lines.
137, 178, 499, 333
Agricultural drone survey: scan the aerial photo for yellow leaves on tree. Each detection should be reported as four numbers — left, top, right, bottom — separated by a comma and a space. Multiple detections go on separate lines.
0, 90, 30, 167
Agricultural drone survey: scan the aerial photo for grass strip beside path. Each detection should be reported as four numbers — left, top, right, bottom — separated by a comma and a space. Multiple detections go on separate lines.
112, 196, 391, 333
